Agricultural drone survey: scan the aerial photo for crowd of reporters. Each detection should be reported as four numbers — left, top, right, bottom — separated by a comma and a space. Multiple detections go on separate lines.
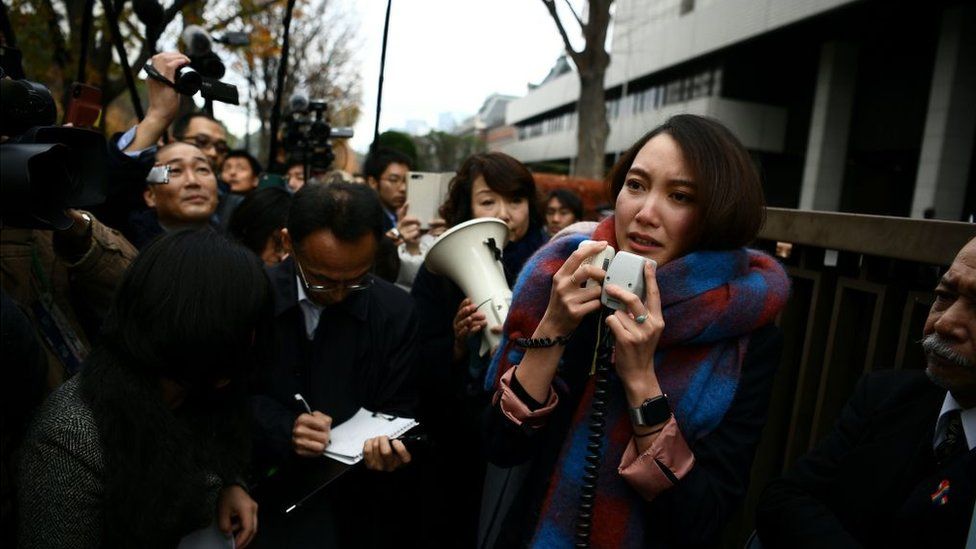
2, 50, 973, 549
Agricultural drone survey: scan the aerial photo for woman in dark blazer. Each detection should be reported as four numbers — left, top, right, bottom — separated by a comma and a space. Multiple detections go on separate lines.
411, 152, 548, 547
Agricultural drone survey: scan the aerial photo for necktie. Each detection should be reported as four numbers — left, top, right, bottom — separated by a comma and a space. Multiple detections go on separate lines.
935, 410, 965, 465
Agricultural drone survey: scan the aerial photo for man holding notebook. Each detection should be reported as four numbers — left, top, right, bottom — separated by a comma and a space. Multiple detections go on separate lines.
250, 182, 420, 547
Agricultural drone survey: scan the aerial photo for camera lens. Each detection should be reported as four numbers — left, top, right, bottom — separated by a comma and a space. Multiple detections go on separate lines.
173, 66, 203, 95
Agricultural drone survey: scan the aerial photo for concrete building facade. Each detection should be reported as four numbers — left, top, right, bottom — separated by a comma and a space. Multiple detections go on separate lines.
500, 0, 975, 220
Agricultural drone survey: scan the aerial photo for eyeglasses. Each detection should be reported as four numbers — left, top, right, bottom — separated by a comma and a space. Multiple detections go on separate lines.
295, 259, 372, 294
183, 134, 229, 155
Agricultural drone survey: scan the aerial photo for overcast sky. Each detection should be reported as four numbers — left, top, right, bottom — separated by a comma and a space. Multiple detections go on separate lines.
214, 0, 572, 153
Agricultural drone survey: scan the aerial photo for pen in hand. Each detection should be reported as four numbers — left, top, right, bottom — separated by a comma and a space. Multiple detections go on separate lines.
294, 394, 332, 451
294, 393, 312, 415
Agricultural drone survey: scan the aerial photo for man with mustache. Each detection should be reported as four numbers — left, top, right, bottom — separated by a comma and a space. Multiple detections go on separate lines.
756, 237, 976, 548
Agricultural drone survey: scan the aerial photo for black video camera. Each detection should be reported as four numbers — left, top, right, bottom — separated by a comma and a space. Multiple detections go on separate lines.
282, 94, 354, 173
0, 47, 107, 230
156, 25, 239, 106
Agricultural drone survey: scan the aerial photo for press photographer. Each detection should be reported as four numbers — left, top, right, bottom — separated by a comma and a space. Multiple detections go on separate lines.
0, 51, 137, 387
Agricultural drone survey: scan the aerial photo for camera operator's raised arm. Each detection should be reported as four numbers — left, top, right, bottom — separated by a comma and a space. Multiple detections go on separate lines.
122, 52, 189, 154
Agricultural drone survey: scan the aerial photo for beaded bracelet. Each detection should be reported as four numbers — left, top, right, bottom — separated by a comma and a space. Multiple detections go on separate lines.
515, 333, 573, 348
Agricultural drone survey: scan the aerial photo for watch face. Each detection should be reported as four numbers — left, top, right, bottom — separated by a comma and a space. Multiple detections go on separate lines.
639, 395, 671, 426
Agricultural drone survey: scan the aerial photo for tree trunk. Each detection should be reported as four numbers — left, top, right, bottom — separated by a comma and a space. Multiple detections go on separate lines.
575, 69, 609, 178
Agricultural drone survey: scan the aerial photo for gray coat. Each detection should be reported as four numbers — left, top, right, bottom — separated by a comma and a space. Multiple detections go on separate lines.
16, 377, 221, 548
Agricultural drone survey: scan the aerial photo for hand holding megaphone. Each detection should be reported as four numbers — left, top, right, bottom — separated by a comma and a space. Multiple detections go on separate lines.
425, 218, 512, 357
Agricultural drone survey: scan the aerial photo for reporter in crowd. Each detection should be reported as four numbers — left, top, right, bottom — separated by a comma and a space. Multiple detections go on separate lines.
481, 115, 790, 548
228, 187, 292, 266
250, 182, 419, 548
410, 151, 547, 546
222, 150, 263, 195
127, 141, 220, 248
285, 158, 308, 192
171, 111, 229, 170
17, 229, 271, 548
544, 188, 584, 237
1, 207, 137, 387
98, 52, 233, 244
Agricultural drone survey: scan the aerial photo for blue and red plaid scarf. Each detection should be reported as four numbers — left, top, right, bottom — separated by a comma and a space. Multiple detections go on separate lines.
485, 216, 790, 548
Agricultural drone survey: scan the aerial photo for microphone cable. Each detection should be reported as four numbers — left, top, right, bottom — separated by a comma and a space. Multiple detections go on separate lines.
575, 306, 615, 548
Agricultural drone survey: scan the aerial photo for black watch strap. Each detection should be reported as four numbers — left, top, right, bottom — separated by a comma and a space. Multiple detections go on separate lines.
629, 394, 671, 427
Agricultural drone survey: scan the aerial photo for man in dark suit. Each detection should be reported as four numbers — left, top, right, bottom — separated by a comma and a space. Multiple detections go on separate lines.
756, 237, 976, 548
250, 182, 420, 547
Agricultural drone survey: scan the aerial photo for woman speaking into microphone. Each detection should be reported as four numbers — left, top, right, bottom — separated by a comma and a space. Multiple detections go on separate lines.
483, 115, 790, 548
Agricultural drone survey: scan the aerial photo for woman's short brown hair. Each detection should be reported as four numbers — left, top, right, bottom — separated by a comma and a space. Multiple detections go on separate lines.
607, 114, 765, 250
439, 152, 543, 229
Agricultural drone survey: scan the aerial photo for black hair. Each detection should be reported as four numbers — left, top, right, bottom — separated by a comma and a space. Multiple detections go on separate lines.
608, 114, 766, 250
362, 146, 413, 180
545, 188, 584, 221
79, 229, 272, 547
97, 229, 271, 388
223, 149, 263, 176
228, 187, 292, 258
170, 111, 220, 140
440, 152, 543, 230
287, 181, 385, 245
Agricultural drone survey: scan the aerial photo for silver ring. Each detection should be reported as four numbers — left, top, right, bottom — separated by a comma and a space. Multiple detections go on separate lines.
635, 313, 648, 325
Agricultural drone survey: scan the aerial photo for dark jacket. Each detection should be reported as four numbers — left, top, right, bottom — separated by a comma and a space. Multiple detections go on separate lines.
251, 257, 419, 463
249, 257, 420, 548
486, 323, 783, 548
756, 370, 975, 549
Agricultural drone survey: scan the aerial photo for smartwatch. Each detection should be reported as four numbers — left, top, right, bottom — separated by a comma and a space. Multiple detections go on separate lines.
628, 394, 672, 427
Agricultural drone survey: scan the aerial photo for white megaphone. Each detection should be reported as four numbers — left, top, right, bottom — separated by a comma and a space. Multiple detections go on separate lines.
425, 218, 511, 356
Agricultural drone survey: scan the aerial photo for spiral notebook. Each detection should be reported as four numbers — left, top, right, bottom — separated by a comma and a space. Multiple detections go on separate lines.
323, 407, 418, 465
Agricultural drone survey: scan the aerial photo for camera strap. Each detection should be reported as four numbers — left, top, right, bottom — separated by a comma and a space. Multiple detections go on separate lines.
143, 62, 176, 89
29, 247, 88, 375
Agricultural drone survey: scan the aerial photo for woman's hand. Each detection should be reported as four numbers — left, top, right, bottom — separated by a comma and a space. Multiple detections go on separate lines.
604, 260, 664, 404
217, 484, 258, 548
452, 298, 486, 361
536, 241, 608, 338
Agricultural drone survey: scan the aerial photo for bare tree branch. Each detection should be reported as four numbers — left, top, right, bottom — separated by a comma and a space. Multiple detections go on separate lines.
541, 0, 581, 64
562, 0, 584, 30
209, 0, 279, 33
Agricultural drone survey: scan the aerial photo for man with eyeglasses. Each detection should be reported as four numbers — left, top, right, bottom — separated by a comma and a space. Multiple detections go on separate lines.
170, 111, 229, 169
101, 53, 231, 243
251, 181, 420, 547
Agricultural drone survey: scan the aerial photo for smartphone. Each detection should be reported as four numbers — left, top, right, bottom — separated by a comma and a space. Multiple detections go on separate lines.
63, 83, 102, 128
601, 252, 656, 311
407, 172, 452, 229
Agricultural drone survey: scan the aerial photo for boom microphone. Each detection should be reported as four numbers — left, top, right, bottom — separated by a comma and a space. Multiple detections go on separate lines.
181, 25, 212, 57
288, 91, 309, 114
